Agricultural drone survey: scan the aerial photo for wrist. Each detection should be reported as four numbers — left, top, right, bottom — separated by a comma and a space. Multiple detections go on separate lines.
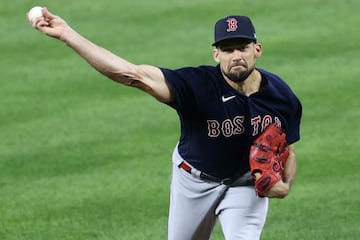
59, 27, 71, 42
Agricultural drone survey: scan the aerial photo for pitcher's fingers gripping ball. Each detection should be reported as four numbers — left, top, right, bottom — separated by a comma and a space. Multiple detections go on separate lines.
249, 124, 289, 197
27, 6, 43, 23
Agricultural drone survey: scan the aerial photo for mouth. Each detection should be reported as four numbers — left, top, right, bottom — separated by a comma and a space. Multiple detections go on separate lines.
231, 65, 246, 71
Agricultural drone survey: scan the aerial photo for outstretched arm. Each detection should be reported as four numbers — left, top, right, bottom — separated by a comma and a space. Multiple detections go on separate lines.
27, 7, 173, 103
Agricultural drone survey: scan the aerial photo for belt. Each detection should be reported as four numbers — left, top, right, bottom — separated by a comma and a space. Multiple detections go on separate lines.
178, 161, 254, 186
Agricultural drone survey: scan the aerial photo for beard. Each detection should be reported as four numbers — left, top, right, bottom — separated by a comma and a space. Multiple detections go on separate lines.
224, 66, 255, 83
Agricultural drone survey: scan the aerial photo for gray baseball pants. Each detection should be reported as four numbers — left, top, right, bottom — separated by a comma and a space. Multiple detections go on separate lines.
168, 146, 268, 240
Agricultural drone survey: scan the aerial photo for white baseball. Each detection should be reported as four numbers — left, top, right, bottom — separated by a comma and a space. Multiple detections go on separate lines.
28, 6, 43, 23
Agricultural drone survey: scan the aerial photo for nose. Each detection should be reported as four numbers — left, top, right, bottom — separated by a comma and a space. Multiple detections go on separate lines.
232, 49, 243, 61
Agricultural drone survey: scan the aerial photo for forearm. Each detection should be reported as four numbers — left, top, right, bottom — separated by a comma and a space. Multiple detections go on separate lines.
31, 8, 172, 102
283, 144, 297, 187
60, 26, 138, 85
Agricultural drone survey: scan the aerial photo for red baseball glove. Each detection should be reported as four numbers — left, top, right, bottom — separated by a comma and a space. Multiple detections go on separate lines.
249, 124, 289, 197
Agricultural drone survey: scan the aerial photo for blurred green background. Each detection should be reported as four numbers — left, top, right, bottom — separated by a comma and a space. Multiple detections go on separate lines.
1, 0, 359, 239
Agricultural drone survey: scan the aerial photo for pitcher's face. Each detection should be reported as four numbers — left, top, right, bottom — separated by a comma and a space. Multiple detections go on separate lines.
213, 39, 262, 82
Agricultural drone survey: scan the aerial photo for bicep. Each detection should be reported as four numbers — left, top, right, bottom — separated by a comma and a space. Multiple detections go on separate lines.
128, 64, 174, 103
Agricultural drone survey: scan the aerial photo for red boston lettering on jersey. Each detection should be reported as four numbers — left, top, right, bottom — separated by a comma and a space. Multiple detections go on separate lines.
226, 18, 238, 32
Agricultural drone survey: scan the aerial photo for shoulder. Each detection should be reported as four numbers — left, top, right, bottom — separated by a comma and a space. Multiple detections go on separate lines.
160, 65, 222, 93
258, 68, 302, 108
258, 69, 298, 97
160, 65, 223, 109
258, 68, 288, 87
257, 68, 302, 143
161, 65, 219, 81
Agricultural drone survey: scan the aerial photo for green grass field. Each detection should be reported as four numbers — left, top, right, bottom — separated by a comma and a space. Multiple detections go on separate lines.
1, 0, 359, 239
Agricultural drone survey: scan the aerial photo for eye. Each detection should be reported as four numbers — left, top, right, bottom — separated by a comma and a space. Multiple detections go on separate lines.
238, 44, 250, 51
219, 44, 249, 53
220, 47, 234, 52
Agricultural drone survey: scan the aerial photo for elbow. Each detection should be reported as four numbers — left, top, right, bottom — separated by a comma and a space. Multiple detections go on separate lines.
103, 69, 138, 86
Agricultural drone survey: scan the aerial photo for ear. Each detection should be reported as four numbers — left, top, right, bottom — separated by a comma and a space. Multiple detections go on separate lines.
212, 48, 220, 63
254, 43, 263, 58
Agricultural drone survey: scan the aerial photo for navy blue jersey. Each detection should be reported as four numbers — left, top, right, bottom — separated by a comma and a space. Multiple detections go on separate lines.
161, 65, 302, 178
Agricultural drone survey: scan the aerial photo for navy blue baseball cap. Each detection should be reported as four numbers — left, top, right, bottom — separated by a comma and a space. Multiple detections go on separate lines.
212, 15, 257, 46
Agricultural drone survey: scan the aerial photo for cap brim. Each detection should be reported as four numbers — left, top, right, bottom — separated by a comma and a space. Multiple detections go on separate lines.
212, 35, 256, 46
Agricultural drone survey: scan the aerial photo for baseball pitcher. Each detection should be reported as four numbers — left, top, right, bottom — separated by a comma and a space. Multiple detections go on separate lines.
28, 9, 302, 240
